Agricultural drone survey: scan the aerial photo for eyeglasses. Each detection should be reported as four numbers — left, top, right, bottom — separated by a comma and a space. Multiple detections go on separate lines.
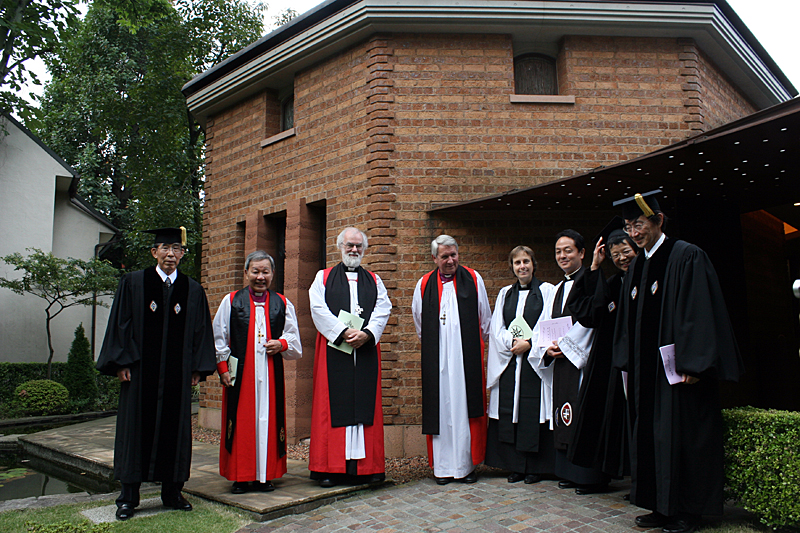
343, 243, 364, 250
156, 244, 184, 254
623, 221, 647, 235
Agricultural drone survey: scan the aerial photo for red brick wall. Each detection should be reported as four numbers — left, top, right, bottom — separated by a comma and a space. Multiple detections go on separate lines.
199, 32, 759, 442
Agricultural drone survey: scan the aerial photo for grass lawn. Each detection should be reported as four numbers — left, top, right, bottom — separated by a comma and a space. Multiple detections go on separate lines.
0, 492, 251, 533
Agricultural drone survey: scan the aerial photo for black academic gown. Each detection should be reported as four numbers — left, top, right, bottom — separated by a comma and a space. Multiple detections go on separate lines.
613, 239, 743, 517
97, 267, 216, 484
565, 268, 629, 478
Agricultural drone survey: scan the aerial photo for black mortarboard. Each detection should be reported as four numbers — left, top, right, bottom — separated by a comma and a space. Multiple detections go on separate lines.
612, 190, 662, 220
145, 227, 186, 246
593, 216, 624, 246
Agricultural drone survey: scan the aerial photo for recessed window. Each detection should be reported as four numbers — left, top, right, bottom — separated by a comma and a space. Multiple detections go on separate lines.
514, 54, 557, 95
281, 96, 294, 132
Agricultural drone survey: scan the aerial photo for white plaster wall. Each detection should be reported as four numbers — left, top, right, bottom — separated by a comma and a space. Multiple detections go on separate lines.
0, 119, 113, 363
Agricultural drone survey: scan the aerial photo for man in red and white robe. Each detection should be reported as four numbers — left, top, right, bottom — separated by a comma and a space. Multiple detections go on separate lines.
309, 227, 392, 488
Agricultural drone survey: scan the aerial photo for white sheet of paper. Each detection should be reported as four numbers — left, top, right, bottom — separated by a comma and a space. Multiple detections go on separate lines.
228, 355, 238, 387
327, 310, 365, 355
659, 343, 683, 385
508, 316, 533, 341
536, 316, 573, 347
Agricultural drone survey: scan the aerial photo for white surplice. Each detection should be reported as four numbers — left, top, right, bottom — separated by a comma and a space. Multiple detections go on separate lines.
212, 293, 302, 482
487, 282, 555, 423
529, 276, 595, 430
412, 271, 491, 479
309, 268, 392, 460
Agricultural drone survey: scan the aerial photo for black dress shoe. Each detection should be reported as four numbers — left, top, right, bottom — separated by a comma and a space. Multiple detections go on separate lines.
435, 476, 453, 485
460, 471, 477, 484
507, 472, 526, 483
623, 493, 630, 501
231, 482, 248, 494
319, 477, 336, 488
163, 494, 192, 511
558, 480, 578, 489
115, 504, 135, 521
368, 473, 386, 483
255, 480, 275, 492
524, 474, 542, 484
575, 483, 610, 495
662, 515, 700, 533
635, 511, 669, 528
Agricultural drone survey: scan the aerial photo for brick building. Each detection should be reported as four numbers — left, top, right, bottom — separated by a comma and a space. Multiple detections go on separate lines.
183, 0, 798, 456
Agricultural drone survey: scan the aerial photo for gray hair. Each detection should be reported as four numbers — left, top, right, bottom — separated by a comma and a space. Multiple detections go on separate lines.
431, 234, 458, 257
336, 227, 368, 250
244, 250, 275, 271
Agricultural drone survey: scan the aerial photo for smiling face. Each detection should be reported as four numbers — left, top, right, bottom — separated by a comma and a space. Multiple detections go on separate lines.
151, 243, 183, 275
511, 250, 534, 285
433, 244, 459, 276
340, 229, 365, 268
555, 236, 584, 275
609, 241, 637, 272
245, 259, 273, 293
625, 214, 663, 252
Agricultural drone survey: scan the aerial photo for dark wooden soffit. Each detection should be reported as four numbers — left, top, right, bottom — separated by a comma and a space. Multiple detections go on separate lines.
429, 98, 800, 226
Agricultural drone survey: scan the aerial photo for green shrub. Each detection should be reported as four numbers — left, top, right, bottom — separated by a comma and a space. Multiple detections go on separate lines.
0, 363, 66, 405
723, 407, 800, 530
63, 324, 99, 403
13, 380, 69, 416
96, 375, 120, 411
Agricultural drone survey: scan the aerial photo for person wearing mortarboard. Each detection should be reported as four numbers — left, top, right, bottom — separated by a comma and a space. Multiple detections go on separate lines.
561, 217, 637, 491
97, 227, 216, 521
611, 191, 743, 533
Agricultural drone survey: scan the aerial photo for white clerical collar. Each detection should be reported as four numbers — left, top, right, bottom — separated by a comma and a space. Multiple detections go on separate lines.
644, 233, 667, 259
564, 266, 581, 281
155, 266, 177, 284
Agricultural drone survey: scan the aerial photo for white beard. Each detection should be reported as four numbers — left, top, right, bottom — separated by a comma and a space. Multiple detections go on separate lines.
342, 252, 362, 268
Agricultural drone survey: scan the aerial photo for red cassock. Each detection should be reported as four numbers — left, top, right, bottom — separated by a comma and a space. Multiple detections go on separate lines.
308, 332, 385, 475
218, 293, 287, 482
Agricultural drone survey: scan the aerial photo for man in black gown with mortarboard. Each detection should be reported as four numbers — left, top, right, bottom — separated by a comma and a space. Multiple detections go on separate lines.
97, 227, 216, 521
611, 192, 743, 533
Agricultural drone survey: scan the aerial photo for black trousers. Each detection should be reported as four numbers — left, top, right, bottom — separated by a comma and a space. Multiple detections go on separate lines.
116, 481, 184, 507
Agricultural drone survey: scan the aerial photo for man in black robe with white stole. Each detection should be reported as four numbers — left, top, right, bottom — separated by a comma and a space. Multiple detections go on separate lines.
537, 229, 609, 494
97, 227, 216, 521
612, 192, 743, 533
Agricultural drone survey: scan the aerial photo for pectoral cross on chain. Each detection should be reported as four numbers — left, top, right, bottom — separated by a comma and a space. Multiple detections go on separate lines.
257, 328, 265, 344
354, 304, 363, 317
440, 311, 446, 325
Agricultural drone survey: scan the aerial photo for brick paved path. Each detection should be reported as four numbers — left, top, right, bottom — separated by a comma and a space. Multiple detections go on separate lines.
245, 472, 645, 532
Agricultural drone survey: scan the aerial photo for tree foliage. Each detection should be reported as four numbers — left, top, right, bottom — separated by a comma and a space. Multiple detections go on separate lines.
0, 249, 119, 378
64, 323, 98, 403
36, 0, 265, 277
0, 0, 79, 122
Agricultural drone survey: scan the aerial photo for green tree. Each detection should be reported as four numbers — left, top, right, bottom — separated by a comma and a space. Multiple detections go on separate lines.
36, 0, 265, 277
0, 0, 79, 122
0, 249, 119, 379
64, 323, 99, 405
272, 8, 298, 29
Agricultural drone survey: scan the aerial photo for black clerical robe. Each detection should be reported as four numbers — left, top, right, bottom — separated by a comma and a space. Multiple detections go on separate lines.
613, 239, 743, 517
97, 267, 216, 484
565, 268, 628, 477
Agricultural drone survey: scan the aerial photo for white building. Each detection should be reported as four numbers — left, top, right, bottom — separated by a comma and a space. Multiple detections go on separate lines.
0, 115, 119, 364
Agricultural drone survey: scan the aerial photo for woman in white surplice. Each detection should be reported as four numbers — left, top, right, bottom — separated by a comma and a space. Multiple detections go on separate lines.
486, 246, 557, 484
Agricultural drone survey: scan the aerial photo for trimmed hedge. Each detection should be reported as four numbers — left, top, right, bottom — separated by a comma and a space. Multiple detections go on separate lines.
0, 362, 118, 415
724, 406, 800, 530
14, 380, 69, 416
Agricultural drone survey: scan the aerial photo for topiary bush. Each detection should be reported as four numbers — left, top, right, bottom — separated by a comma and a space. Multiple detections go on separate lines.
723, 406, 800, 530
13, 379, 69, 416
64, 324, 99, 404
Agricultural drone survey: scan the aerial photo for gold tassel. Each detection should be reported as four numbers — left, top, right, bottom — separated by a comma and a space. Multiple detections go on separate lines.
634, 194, 654, 217
180, 226, 187, 247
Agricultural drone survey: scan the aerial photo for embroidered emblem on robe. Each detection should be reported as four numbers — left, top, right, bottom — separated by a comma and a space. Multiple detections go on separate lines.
150, 301, 158, 312
174, 303, 181, 314
608, 301, 616, 313
651, 281, 658, 295
280, 427, 285, 442
560, 402, 573, 426
631, 287, 638, 300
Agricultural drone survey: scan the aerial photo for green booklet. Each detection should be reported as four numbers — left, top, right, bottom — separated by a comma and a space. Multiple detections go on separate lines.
327, 310, 365, 355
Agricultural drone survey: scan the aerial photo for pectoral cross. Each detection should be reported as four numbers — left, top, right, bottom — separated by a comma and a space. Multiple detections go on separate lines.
257, 329, 265, 344
440, 311, 446, 325
354, 304, 363, 317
